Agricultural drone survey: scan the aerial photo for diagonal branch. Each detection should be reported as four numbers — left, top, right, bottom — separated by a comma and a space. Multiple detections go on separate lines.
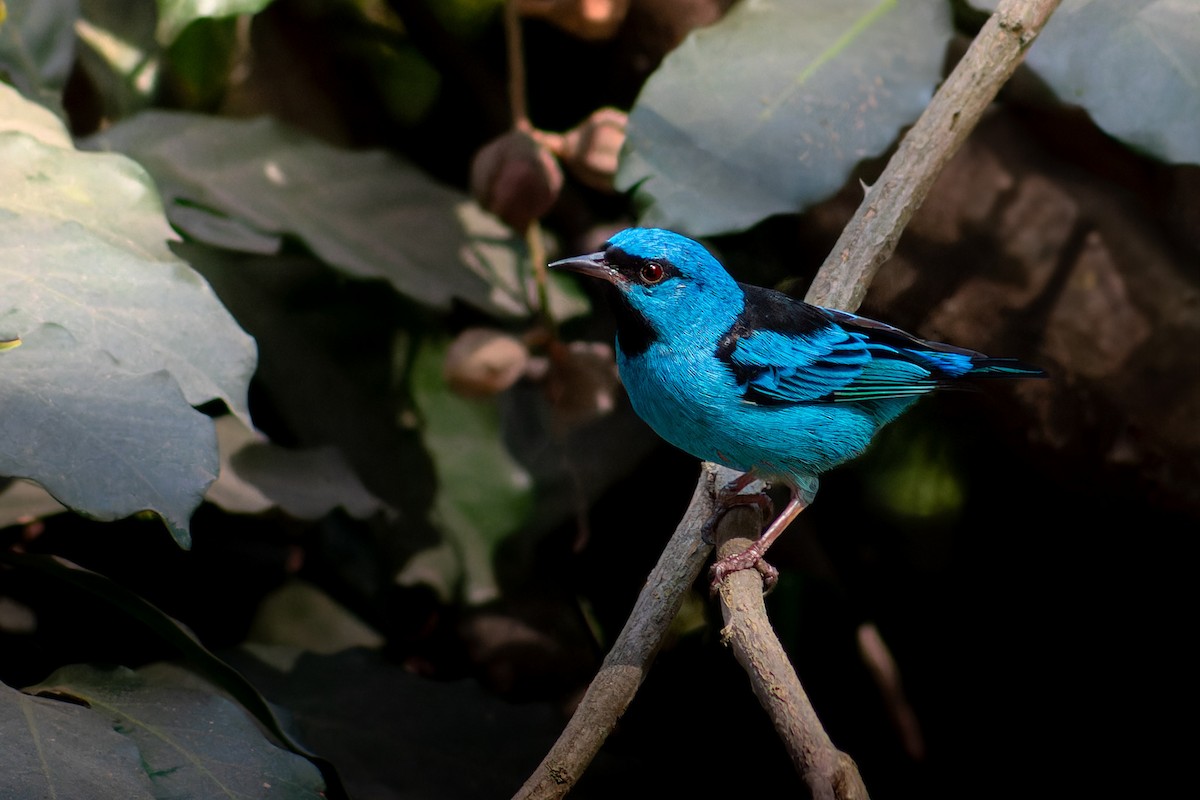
514, 0, 1061, 797
512, 464, 726, 800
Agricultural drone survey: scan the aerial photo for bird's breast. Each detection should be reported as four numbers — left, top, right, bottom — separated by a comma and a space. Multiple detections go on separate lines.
616, 339, 891, 479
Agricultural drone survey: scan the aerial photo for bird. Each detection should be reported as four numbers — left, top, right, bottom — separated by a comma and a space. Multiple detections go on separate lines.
550, 227, 1045, 589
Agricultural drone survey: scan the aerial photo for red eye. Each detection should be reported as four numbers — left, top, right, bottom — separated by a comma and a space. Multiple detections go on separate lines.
640, 261, 665, 284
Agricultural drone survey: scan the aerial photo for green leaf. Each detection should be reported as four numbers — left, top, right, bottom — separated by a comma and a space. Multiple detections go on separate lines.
155, 0, 275, 46
404, 338, 534, 604
616, 0, 953, 235
0, 69, 70, 145
163, 14, 242, 110
0, 84, 256, 543
207, 415, 389, 520
0, 0, 78, 112
224, 648, 567, 800
1014, 0, 1200, 164
87, 112, 581, 318
0, 325, 217, 542
1, 90, 256, 421
28, 663, 326, 799
0, 679, 157, 800
247, 579, 385, 654
0, 552, 344, 783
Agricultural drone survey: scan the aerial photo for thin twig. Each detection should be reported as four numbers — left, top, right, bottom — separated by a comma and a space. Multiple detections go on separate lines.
504, 0, 530, 130
515, 0, 1061, 797
512, 464, 727, 800
502, 1, 556, 330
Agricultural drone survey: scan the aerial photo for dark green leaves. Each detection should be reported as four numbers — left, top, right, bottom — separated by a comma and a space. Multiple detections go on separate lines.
0, 325, 217, 542
0, 84, 256, 545
403, 338, 535, 603
0, 681, 157, 800
617, 0, 953, 235
16, 664, 325, 799
88, 112, 586, 319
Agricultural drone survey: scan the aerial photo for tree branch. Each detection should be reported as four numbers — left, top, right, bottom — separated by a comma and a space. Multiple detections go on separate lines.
711, 516, 871, 800
515, 0, 1060, 797
512, 463, 729, 800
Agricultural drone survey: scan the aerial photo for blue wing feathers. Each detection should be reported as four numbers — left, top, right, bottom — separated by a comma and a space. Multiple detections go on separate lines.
722, 288, 1044, 406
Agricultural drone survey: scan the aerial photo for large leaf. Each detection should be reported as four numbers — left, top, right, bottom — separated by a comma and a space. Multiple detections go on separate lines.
0, 551, 345, 787
0, 88, 256, 420
87, 112, 586, 319
28, 663, 326, 799
155, 0, 276, 46
0, 0, 78, 111
0, 679, 157, 800
998, 0, 1199, 164
616, 0, 953, 235
0, 83, 256, 543
0, 324, 217, 541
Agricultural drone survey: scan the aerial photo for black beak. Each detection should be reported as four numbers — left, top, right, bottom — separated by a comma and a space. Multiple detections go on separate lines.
548, 251, 618, 284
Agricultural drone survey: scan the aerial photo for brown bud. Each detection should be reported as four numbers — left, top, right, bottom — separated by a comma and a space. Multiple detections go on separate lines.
444, 328, 531, 398
469, 129, 563, 232
543, 339, 621, 425
549, 107, 627, 193
517, 0, 631, 41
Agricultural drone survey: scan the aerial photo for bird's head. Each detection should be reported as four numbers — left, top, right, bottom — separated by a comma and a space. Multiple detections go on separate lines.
550, 228, 741, 354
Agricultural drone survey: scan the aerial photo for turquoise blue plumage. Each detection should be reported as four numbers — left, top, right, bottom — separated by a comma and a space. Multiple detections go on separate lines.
551, 228, 1044, 586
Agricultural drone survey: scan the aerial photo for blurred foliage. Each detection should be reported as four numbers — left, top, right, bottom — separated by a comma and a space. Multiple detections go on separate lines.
618, 0, 953, 235
0, 0, 1195, 797
972, 0, 1200, 164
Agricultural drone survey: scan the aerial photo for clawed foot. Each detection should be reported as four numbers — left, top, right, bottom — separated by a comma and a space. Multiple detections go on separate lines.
700, 479, 773, 546
709, 543, 778, 594
702, 474, 777, 593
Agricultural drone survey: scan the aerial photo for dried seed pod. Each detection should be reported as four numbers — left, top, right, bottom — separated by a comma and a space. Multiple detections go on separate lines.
444, 328, 531, 398
551, 107, 627, 193
543, 339, 621, 425
469, 129, 563, 232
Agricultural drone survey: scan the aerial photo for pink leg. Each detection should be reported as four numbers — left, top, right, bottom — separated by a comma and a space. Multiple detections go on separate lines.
709, 486, 811, 593
701, 472, 773, 545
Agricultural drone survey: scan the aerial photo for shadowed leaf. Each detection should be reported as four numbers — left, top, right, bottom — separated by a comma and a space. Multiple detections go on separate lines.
29, 663, 326, 799
87, 112, 587, 319
1006, 0, 1200, 164
207, 415, 389, 520
0, 680, 157, 800
0, 325, 217, 543
0, 85, 256, 542
617, 0, 952, 235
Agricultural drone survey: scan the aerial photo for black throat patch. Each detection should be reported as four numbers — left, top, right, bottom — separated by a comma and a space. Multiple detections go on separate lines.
609, 288, 658, 358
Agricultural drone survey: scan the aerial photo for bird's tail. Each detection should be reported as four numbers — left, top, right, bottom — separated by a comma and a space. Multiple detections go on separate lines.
964, 357, 1047, 379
